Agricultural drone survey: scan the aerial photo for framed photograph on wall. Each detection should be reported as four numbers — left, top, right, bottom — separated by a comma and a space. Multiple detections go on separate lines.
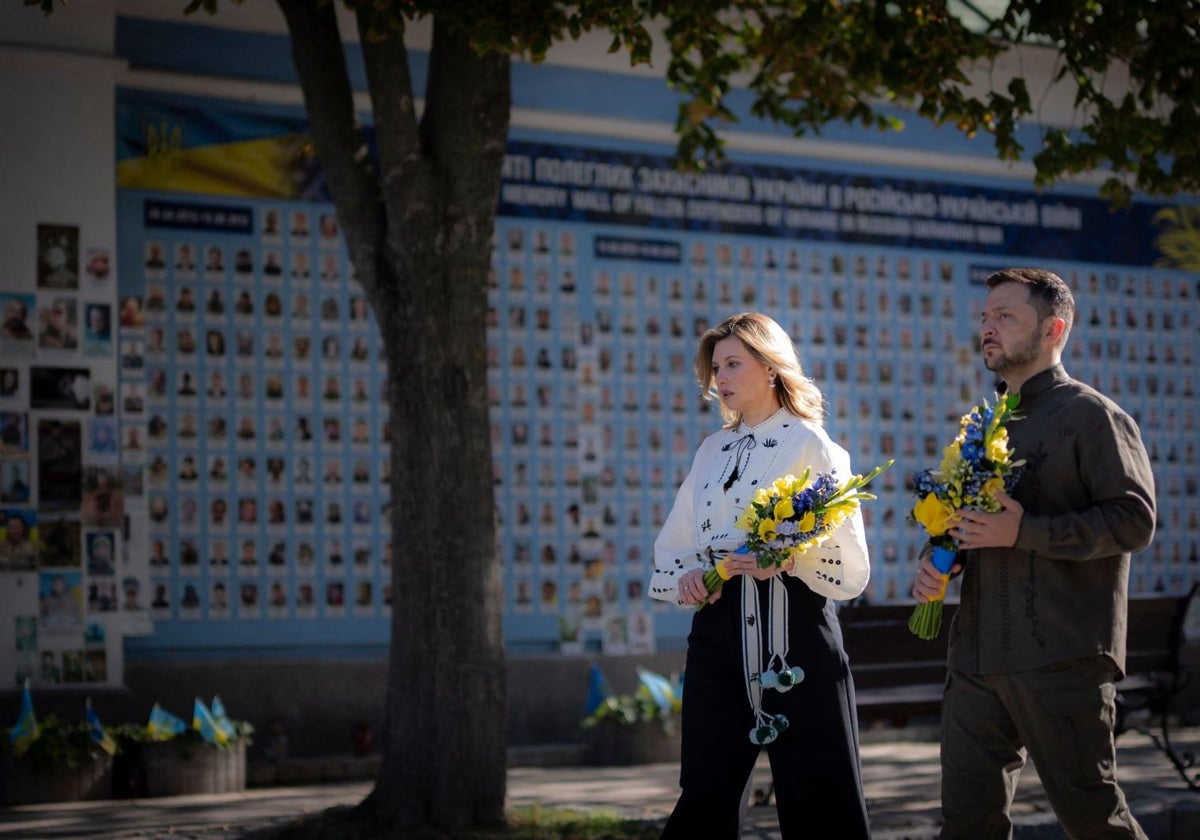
37, 223, 80, 290
30, 366, 91, 411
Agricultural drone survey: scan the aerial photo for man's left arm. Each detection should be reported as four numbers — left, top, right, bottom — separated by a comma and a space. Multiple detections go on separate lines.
1012, 410, 1156, 560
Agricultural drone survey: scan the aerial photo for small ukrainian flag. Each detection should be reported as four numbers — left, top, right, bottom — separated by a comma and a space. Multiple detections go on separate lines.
85, 698, 117, 755
210, 696, 238, 742
9, 679, 39, 758
193, 698, 229, 746
583, 663, 614, 717
146, 703, 187, 741
637, 666, 682, 713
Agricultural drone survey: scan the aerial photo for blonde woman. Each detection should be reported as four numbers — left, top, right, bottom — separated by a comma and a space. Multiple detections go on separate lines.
650, 311, 870, 838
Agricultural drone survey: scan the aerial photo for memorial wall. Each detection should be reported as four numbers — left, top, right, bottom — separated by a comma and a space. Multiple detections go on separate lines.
1, 20, 1197, 690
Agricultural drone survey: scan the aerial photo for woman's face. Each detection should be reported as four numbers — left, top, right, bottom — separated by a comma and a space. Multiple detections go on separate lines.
710, 336, 775, 422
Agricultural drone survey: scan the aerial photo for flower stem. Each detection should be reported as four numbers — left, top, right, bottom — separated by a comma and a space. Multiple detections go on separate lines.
696, 559, 733, 610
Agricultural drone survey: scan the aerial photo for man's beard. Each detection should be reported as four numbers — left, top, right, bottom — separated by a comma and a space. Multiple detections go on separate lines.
983, 331, 1041, 374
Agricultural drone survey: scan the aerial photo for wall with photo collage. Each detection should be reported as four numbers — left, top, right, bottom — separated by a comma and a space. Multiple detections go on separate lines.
489, 222, 1200, 654
116, 195, 393, 650
1061, 270, 1200, 593
491, 227, 985, 653
1, 220, 134, 689
112, 198, 1200, 659
112, 143, 1200, 660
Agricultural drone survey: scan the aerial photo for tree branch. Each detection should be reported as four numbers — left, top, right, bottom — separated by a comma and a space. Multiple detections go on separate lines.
354, 2, 422, 187
421, 18, 511, 254
275, 0, 386, 297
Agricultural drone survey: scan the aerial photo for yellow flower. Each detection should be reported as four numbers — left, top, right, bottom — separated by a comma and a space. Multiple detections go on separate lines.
939, 446, 962, 476
758, 518, 777, 540
735, 507, 756, 530
772, 475, 796, 496
774, 497, 795, 521
987, 430, 1009, 462
797, 510, 817, 532
753, 488, 770, 506
981, 476, 1005, 500
913, 493, 956, 537
823, 506, 851, 531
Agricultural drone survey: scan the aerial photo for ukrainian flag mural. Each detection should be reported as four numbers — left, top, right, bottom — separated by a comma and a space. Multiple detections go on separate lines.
117, 93, 329, 200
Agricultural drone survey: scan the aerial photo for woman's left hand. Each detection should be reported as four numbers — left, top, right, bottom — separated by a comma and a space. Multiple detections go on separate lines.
720, 551, 780, 581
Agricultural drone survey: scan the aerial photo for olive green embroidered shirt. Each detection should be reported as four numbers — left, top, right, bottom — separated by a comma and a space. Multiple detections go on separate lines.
947, 364, 1156, 678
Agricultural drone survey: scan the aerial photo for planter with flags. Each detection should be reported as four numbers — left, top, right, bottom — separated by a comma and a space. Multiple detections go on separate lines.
138, 698, 250, 797
2, 687, 114, 805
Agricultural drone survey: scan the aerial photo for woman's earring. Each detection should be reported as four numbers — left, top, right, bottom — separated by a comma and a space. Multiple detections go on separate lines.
768, 376, 776, 389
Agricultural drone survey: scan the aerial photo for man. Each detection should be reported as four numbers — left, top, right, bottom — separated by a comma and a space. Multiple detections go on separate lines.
912, 268, 1155, 839
2, 298, 32, 340
39, 301, 77, 349
88, 303, 109, 336
0, 512, 38, 570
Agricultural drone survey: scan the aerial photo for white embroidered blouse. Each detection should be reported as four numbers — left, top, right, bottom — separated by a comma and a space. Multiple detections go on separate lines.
649, 408, 871, 605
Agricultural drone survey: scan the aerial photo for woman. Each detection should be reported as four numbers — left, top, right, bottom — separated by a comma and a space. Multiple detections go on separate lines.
650, 312, 871, 838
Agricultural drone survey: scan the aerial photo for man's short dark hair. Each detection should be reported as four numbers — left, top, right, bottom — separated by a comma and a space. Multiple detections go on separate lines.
985, 267, 1075, 332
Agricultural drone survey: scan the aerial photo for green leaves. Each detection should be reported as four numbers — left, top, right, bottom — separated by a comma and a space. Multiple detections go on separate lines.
28, 0, 1200, 203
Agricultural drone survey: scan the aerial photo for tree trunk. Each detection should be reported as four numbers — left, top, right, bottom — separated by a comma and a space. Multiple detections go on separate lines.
276, 2, 511, 834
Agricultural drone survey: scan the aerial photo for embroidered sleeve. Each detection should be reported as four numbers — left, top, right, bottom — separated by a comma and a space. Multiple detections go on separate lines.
649, 445, 708, 605
1015, 405, 1156, 560
782, 432, 871, 601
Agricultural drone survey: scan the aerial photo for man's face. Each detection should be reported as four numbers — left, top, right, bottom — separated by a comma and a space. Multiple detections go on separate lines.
89, 307, 107, 334
5, 517, 25, 543
980, 282, 1045, 375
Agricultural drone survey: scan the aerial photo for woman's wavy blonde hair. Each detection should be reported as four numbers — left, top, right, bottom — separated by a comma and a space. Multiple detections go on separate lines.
694, 311, 824, 429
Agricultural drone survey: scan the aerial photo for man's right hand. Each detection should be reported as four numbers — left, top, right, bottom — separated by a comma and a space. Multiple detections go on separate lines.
911, 545, 962, 603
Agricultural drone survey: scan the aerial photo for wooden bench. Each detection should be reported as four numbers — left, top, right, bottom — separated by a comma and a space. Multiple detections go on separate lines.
835, 585, 1200, 788
838, 601, 954, 726
1114, 583, 1200, 790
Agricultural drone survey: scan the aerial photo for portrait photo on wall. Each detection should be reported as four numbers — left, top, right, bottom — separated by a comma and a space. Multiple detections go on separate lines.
0, 411, 30, 457
0, 507, 39, 571
0, 460, 31, 504
30, 366, 91, 411
39, 569, 84, 638
1, 293, 36, 357
93, 383, 115, 416
38, 297, 79, 352
85, 530, 117, 576
37, 223, 80, 290
38, 515, 81, 568
87, 417, 120, 461
36, 419, 83, 511
84, 247, 112, 284
0, 367, 19, 400
83, 303, 113, 357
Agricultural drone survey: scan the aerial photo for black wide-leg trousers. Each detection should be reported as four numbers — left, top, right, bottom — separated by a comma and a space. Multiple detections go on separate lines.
660, 576, 870, 839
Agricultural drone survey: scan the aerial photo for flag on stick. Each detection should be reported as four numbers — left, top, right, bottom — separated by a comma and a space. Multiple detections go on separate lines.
193, 698, 229, 746
85, 698, 117, 755
637, 666, 682, 713
582, 663, 613, 717
9, 679, 39, 758
210, 696, 238, 742
146, 703, 187, 741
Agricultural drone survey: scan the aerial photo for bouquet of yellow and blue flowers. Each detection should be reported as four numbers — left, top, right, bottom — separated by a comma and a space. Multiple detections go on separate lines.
908, 393, 1024, 639
698, 459, 894, 603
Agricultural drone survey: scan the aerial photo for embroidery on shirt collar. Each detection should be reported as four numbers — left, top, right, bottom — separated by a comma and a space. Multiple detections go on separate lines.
720, 433, 757, 492
719, 408, 790, 492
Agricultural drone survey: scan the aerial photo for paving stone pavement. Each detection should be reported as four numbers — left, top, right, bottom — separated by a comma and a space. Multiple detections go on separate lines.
2, 728, 1199, 838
